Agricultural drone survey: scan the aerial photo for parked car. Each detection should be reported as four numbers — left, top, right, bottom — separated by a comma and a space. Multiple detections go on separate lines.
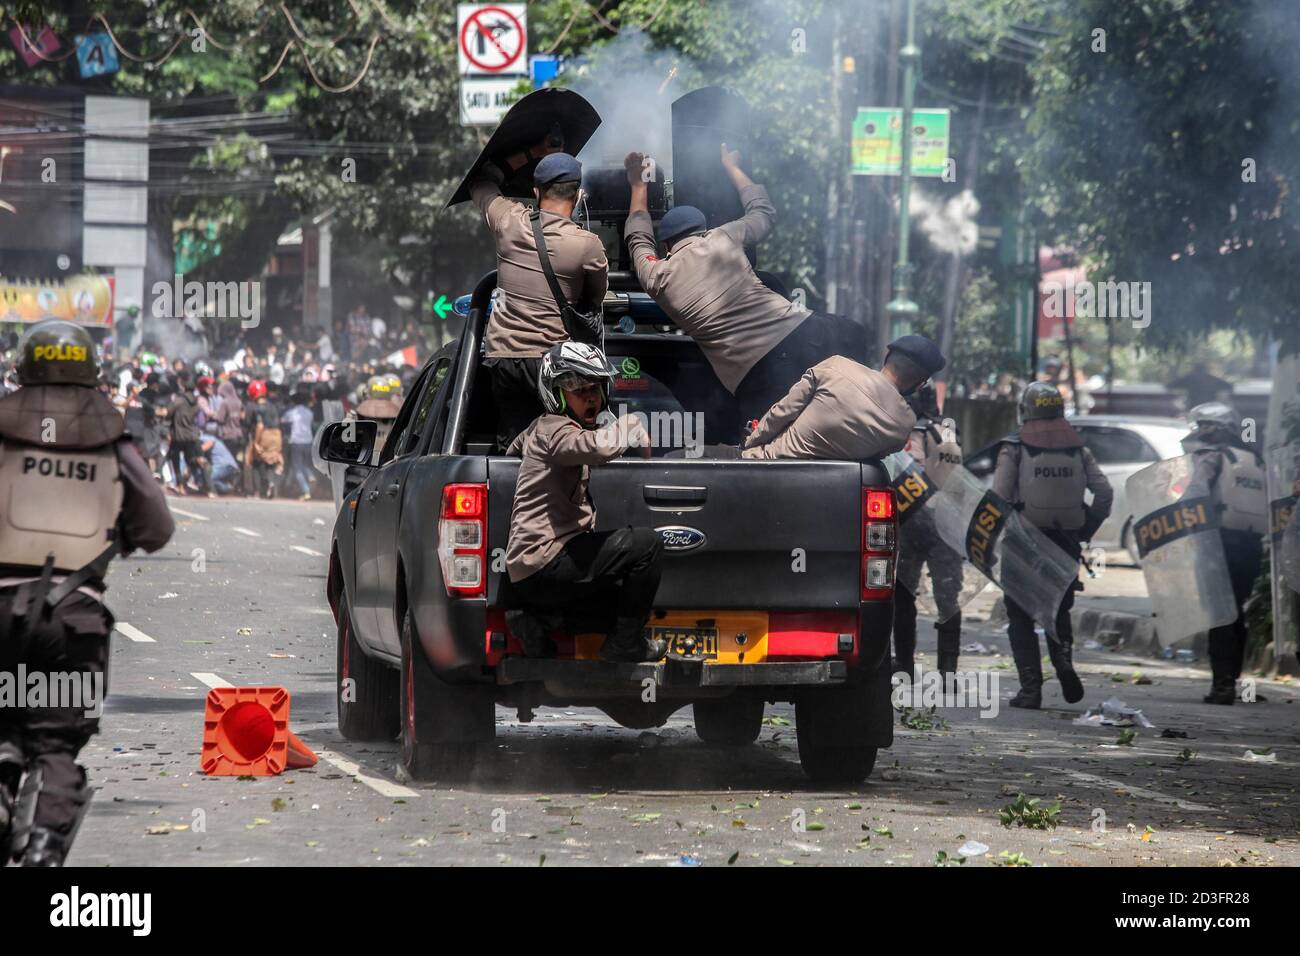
964, 415, 1189, 562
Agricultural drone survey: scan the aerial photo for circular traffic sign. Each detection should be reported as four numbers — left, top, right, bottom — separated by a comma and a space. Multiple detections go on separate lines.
459, 6, 526, 73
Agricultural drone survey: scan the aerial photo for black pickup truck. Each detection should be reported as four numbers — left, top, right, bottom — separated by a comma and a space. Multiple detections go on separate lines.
320, 269, 901, 784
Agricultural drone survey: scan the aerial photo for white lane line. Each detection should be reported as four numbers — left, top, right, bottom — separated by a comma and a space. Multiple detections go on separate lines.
316, 749, 419, 799
1060, 770, 1217, 812
191, 672, 234, 689
114, 622, 157, 643
232, 526, 262, 538
291, 545, 324, 557
169, 506, 209, 522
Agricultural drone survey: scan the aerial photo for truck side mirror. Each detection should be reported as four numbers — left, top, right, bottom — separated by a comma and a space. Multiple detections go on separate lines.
319, 419, 378, 467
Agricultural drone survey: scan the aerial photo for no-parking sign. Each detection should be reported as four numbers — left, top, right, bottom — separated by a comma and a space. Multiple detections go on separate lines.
457, 4, 528, 76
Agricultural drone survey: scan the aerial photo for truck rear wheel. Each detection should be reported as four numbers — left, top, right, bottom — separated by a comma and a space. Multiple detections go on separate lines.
794, 674, 890, 784
336, 595, 400, 741
398, 609, 491, 782
693, 698, 763, 746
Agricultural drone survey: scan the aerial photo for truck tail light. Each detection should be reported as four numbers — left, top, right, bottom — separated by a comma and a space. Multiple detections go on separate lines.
862, 486, 897, 602
439, 482, 487, 597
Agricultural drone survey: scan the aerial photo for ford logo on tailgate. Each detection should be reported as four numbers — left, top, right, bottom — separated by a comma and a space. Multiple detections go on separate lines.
657, 526, 706, 552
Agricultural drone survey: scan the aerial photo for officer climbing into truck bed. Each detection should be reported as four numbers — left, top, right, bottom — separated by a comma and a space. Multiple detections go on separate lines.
992, 382, 1113, 708
504, 342, 668, 664
740, 335, 944, 461
0, 320, 174, 866
471, 143, 609, 450
624, 145, 868, 426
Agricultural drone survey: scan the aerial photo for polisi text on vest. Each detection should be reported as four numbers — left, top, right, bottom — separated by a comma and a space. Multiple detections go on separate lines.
23, 454, 98, 481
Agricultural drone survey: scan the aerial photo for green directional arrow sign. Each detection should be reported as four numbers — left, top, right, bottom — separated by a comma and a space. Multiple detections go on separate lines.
432, 294, 453, 319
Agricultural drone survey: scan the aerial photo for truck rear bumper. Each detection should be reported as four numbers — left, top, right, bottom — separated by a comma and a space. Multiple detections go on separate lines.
496, 657, 847, 689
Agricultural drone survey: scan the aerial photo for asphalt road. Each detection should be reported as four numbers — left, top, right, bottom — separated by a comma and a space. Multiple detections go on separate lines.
70, 495, 1300, 867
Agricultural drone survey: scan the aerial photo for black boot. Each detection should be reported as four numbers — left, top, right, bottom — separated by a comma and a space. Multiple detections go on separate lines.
505, 609, 557, 659
1007, 627, 1043, 709
599, 618, 667, 663
1048, 636, 1084, 704
20, 827, 69, 867
1203, 675, 1236, 705
936, 612, 961, 678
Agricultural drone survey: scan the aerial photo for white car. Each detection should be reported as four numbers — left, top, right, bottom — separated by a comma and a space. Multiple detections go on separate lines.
964, 415, 1190, 562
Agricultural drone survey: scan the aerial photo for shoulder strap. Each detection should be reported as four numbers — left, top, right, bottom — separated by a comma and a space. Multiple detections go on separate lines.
530, 208, 574, 314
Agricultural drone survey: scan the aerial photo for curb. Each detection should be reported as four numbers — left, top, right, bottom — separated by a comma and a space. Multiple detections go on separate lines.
1072, 605, 1162, 657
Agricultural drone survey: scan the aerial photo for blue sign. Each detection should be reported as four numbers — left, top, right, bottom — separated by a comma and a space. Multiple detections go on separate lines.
530, 54, 561, 88
75, 33, 119, 79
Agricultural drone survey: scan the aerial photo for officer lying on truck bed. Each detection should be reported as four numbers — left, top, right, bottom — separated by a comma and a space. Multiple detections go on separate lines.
504, 342, 668, 664
623, 146, 868, 425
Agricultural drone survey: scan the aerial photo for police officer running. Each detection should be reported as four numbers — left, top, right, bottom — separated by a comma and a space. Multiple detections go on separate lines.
1181, 402, 1267, 704
625, 146, 867, 427
472, 146, 609, 450
992, 382, 1113, 708
505, 342, 668, 664
0, 320, 174, 866
892, 383, 967, 682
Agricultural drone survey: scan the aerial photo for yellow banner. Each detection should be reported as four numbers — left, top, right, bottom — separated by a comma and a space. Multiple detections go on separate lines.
0, 275, 115, 327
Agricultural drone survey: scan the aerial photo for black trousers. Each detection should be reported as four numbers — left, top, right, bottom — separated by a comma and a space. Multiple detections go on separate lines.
733, 311, 868, 425
169, 438, 209, 491
486, 357, 545, 452
892, 515, 964, 668
1207, 530, 1264, 684
511, 528, 663, 632
0, 588, 111, 835
1006, 529, 1081, 662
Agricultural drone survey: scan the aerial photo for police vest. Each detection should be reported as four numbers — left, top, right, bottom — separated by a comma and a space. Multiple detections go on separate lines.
905, 419, 963, 489
1215, 447, 1267, 534
1017, 445, 1086, 530
0, 443, 123, 573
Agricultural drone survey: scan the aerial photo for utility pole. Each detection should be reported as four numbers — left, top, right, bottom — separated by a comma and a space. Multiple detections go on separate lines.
885, 0, 919, 336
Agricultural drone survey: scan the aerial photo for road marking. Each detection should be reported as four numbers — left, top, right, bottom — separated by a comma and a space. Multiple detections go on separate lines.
169, 506, 209, 522
291, 545, 324, 557
316, 749, 419, 799
232, 527, 262, 538
191, 672, 234, 689
1060, 770, 1217, 812
114, 622, 157, 643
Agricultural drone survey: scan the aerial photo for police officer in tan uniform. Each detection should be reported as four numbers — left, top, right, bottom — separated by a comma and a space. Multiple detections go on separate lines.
892, 384, 967, 682
472, 149, 608, 450
1181, 403, 1267, 704
740, 336, 944, 461
505, 342, 667, 663
992, 382, 1113, 708
625, 146, 867, 427
0, 320, 174, 866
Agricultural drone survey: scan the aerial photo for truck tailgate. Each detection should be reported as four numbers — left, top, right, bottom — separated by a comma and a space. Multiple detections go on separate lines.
486, 458, 869, 610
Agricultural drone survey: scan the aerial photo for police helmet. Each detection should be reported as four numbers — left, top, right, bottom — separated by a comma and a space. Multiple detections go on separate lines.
17, 319, 99, 387
1186, 401, 1239, 440
1019, 381, 1066, 423
537, 342, 618, 415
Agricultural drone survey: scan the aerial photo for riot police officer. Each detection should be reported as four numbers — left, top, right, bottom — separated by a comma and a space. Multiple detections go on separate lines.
0, 320, 174, 866
1182, 403, 1267, 704
892, 384, 967, 681
992, 382, 1113, 708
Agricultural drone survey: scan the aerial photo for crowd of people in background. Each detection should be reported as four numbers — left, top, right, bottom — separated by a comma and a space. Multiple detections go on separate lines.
0, 307, 430, 500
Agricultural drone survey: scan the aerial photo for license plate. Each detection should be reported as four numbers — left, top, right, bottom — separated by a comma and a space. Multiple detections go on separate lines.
654, 627, 719, 660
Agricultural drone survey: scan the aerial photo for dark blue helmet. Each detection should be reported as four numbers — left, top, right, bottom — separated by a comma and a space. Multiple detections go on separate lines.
659, 205, 708, 245
534, 152, 582, 186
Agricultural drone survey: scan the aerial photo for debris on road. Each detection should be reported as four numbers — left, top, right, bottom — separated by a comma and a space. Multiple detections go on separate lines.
1072, 697, 1155, 729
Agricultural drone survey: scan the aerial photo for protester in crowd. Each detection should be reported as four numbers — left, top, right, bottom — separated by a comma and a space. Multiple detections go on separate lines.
280, 387, 317, 501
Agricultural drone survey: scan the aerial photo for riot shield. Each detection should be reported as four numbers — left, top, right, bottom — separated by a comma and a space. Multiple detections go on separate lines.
885, 453, 989, 622
1265, 357, 1300, 664
927, 463, 1080, 637
1125, 455, 1238, 647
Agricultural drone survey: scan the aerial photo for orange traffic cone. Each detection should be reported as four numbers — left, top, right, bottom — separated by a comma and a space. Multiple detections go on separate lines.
200, 686, 319, 775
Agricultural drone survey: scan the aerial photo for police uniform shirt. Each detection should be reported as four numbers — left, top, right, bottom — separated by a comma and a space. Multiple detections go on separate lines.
505, 413, 647, 583
740, 356, 915, 461
470, 166, 609, 359
625, 184, 808, 395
